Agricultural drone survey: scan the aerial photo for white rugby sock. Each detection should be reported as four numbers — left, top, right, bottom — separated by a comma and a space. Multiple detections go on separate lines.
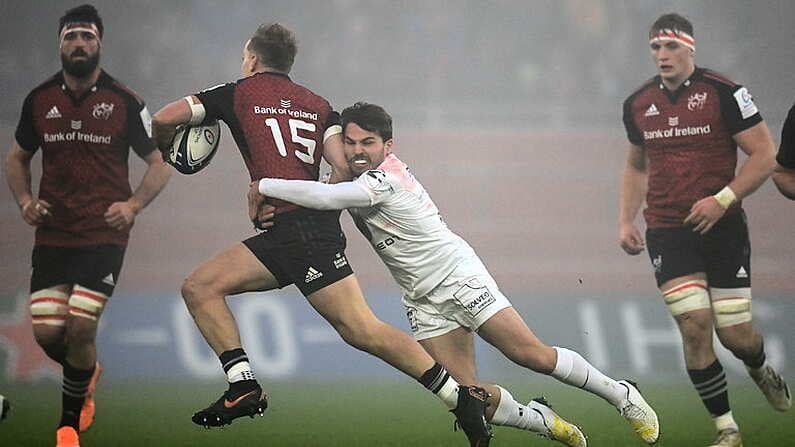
489, 386, 545, 433
226, 361, 256, 383
551, 346, 625, 406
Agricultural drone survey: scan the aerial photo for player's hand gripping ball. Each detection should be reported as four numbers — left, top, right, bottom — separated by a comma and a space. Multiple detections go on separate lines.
166, 121, 221, 174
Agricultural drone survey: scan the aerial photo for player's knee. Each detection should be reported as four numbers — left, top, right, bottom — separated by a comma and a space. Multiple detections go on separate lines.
674, 312, 714, 350
32, 324, 65, 351
710, 287, 752, 329
65, 316, 98, 347
333, 319, 382, 352
181, 272, 220, 307
716, 323, 756, 357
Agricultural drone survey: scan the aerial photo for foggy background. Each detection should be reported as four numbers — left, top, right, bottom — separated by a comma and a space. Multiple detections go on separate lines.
1, 0, 793, 384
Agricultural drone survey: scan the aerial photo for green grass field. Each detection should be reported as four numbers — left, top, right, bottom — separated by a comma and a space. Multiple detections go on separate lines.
1, 379, 792, 446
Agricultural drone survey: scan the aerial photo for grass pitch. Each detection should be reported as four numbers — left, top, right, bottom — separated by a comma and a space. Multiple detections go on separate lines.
1, 379, 792, 446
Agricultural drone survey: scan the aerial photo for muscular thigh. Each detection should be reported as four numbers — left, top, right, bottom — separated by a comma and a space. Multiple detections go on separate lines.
188, 242, 280, 295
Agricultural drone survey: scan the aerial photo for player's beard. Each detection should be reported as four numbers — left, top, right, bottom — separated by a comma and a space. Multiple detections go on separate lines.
61, 49, 100, 78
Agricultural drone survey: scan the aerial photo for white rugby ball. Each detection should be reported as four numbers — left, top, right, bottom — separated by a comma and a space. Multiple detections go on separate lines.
168, 121, 221, 174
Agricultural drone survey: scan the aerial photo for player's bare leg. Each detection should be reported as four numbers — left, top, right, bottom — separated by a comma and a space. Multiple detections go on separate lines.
478, 307, 658, 444
306, 275, 436, 377
664, 274, 742, 445
182, 243, 277, 427
421, 328, 586, 447
306, 277, 489, 446
717, 322, 791, 411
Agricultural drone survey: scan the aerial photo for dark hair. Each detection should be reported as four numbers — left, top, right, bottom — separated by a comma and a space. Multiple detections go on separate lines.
342, 102, 393, 141
649, 13, 693, 38
59, 4, 103, 38
247, 23, 297, 73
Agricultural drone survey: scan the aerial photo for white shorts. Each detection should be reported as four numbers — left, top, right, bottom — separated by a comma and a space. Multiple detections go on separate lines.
403, 254, 511, 340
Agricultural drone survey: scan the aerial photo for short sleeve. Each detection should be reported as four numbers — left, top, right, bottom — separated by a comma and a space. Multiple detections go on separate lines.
623, 97, 643, 146
14, 92, 39, 152
719, 84, 763, 135
128, 98, 156, 158
195, 83, 235, 124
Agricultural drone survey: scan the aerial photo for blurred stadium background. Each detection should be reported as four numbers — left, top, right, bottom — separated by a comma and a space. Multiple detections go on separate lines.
1, 0, 793, 445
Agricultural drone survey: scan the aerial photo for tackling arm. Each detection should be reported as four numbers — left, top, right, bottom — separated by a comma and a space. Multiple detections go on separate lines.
258, 178, 371, 210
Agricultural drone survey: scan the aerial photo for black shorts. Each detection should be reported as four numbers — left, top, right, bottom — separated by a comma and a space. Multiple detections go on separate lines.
646, 211, 751, 288
243, 208, 354, 296
30, 244, 126, 296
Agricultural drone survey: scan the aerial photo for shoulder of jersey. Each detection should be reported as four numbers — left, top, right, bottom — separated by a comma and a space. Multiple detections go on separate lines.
700, 68, 739, 88
624, 76, 659, 104
363, 169, 388, 185
28, 73, 62, 95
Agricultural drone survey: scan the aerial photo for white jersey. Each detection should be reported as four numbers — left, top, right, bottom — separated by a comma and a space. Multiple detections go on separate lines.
350, 154, 477, 300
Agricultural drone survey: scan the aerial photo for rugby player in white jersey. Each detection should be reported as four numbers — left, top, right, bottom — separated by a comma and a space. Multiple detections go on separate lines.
250, 102, 660, 446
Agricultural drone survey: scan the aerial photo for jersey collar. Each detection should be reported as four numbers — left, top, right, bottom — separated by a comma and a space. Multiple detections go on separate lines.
657, 67, 702, 102
58, 69, 110, 102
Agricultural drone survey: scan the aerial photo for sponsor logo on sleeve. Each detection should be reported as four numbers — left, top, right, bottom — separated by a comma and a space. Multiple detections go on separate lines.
139, 106, 153, 138
733, 87, 759, 119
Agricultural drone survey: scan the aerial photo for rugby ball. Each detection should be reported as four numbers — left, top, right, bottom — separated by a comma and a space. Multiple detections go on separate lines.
167, 121, 221, 174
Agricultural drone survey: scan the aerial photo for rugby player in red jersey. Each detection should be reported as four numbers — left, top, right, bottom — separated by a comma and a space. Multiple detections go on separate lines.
4, 5, 171, 446
619, 12, 791, 447
152, 23, 492, 446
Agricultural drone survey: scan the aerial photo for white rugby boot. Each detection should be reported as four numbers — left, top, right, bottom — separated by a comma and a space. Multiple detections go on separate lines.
707, 429, 743, 447
616, 380, 659, 444
528, 397, 587, 447
747, 363, 791, 411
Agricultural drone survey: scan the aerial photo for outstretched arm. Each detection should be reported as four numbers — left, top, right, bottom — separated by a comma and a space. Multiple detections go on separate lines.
257, 178, 371, 210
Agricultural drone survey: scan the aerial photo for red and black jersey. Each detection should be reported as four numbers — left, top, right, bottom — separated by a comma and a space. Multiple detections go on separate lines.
15, 70, 155, 247
195, 72, 340, 214
622, 67, 763, 229
776, 102, 795, 169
